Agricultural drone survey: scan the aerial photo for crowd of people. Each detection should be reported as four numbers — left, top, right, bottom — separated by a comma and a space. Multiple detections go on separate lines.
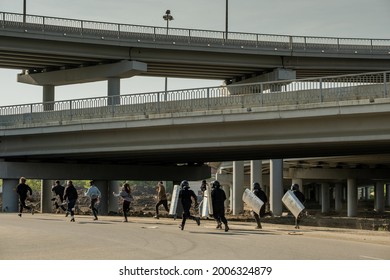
14, 177, 306, 231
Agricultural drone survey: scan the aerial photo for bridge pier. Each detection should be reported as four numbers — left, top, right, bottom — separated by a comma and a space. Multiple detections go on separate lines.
334, 183, 343, 212
232, 161, 244, 215
374, 181, 385, 213
108, 180, 121, 214
1, 179, 19, 213
347, 179, 358, 217
41, 180, 53, 213
321, 183, 331, 213
270, 159, 283, 216
250, 160, 262, 190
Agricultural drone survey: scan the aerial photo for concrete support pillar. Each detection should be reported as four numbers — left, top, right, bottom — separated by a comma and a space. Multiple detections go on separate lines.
43, 85, 55, 111
347, 178, 358, 217
386, 184, 390, 207
41, 180, 53, 214
334, 183, 343, 213
232, 161, 244, 215
94, 180, 109, 215
2, 179, 19, 212
270, 159, 283, 216
108, 180, 121, 214
222, 185, 231, 212
374, 181, 385, 213
108, 77, 121, 105
321, 183, 330, 213
250, 160, 262, 191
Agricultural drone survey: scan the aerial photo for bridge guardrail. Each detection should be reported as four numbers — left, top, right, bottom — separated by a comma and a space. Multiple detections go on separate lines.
0, 71, 389, 128
1, 11, 390, 55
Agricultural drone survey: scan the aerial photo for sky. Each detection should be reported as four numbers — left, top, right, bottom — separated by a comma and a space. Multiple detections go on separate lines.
0, 0, 389, 106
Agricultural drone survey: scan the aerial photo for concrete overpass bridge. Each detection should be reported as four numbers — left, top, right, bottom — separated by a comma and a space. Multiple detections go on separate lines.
1, 71, 390, 217
1, 11, 390, 87
1, 11, 390, 218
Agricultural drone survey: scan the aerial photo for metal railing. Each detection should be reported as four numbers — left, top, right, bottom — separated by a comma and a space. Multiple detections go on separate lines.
1, 71, 389, 128
1, 11, 390, 55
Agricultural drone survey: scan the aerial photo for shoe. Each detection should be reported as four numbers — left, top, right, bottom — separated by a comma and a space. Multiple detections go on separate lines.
18, 213, 22, 217
70, 218, 75, 222
224, 224, 229, 232
196, 217, 200, 226
216, 222, 222, 229
31, 207, 34, 215
255, 225, 262, 229
153, 215, 159, 219
65, 212, 69, 217
94, 217, 98, 221
123, 220, 128, 223
179, 224, 184, 230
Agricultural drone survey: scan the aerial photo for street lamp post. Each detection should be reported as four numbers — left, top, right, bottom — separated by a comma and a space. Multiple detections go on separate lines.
23, 0, 27, 24
225, 0, 228, 40
163, 10, 174, 97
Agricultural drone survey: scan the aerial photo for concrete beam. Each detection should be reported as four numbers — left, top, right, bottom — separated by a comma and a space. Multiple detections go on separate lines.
0, 161, 210, 181
288, 167, 390, 180
17, 60, 147, 86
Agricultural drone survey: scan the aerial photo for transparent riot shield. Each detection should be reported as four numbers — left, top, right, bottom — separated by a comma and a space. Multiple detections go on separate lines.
282, 190, 305, 218
169, 185, 183, 219
242, 188, 264, 215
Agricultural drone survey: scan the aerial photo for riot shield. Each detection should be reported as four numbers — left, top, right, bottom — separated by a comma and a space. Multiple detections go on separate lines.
169, 185, 183, 219
242, 188, 264, 215
282, 190, 305, 218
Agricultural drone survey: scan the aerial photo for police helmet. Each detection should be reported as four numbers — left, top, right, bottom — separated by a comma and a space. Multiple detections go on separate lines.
253, 182, 261, 190
212, 180, 221, 189
180, 180, 190, 189
291, 183, 299, 191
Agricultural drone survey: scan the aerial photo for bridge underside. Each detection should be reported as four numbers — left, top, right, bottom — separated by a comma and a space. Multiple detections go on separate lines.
2, 35, 390, 84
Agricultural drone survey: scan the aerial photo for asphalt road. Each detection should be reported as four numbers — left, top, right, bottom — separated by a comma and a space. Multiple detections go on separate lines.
0, 213, 389, 260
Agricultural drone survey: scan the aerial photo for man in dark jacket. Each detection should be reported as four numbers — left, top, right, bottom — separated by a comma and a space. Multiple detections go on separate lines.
253, 182, 268, 229
16, 177, 34, 217
52, 180, 66, 213
179, 180, 200, 230
211, 180, 229, 232
64, 180, 78, 222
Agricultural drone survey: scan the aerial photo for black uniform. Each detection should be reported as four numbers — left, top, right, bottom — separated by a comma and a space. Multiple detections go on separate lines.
64, 184, 78, 221
211, 187, 229, 232
253, 188, 268, 229
292, 189, 305, 229
52, 183, 66, 211
179, 187, 200, 230
16, 183, 33, 215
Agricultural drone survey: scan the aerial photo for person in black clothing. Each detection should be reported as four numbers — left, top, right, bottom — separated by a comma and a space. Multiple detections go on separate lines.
179, 180, 200, 230
63, 180, 78, 222
211, 180, 229, 232
252, 182, 268, 229
52, 180, 66, 213
16, 177, 34, 217
291, 183, 306, 229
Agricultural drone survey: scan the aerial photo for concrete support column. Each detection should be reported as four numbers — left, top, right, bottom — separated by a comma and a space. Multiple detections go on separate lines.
41, 180, 53, 214
43, 85, 55, 111
222, 184, 231, 212
108, 180, 121, 214
334, 183, 343, 213
94, 180, 108, 215
374, 181, 385, 213
386, 184, 390, 207
250, 160, 262, 191
232, 161, 244, 215
347, 178, 358, 217
321, 183, 330, 213
108, 77, 121, 105
270, 159, 283, 216
2, 179, 19, 212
